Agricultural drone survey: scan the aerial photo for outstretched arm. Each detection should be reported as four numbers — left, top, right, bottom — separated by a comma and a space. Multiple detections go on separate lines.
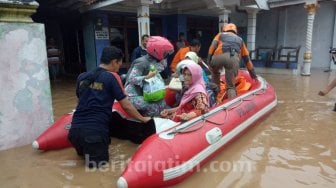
319, 78, 336, 96
119, 98, 151, 123
241, 43, 257, 79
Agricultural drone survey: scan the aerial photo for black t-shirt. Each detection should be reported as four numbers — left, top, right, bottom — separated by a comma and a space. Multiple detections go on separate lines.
71, 70, 126, 135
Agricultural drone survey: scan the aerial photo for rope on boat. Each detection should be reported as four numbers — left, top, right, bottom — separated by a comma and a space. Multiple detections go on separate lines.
204, 108, 229, 126
254, 83, 268, 95
255, 88, 266, 95
205, 87, 265, 126
205, 97, 243, 126
241, 93, 255, 101
168, 119, 205, 135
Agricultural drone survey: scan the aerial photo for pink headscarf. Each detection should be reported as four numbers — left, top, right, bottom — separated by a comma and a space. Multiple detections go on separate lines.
179, 63, 208, 106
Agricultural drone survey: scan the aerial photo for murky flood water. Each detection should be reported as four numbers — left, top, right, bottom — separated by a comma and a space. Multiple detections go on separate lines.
0, 69, 335, 188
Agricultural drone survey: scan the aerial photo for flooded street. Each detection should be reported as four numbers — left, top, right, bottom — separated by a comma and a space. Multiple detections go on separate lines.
0, 69, 335, 188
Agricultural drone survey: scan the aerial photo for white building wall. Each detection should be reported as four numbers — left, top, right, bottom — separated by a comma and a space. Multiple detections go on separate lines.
0, 23, 53, 151
230, 12, 248, 28
256, 10, 279, 47
311, 2, 335, 69
255, 1, 336, 69
277, 8, 287, 46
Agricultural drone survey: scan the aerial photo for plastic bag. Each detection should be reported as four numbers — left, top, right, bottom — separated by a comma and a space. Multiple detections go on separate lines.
168, 77, 182, 91
143, 74, 166, 102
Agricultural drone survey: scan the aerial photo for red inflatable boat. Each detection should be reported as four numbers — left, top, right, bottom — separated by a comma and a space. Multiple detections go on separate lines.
32, 112, 73, 150
116, 70, 277, 188
32, 70, 276, 188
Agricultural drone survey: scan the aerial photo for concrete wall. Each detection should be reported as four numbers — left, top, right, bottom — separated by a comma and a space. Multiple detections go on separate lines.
230, 11, 248, 28
82, 13, 97, 71
0, 23, 53, 150
256, 1, 336, 69
312, 2, 335, 69
256, 10, 279, 48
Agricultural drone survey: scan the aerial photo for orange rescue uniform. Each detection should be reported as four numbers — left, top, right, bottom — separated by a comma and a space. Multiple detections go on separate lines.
170, 46, 191, 72
207, 32, 254, 71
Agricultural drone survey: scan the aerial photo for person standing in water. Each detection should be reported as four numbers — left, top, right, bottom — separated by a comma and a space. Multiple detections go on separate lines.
68, 46, 151, 168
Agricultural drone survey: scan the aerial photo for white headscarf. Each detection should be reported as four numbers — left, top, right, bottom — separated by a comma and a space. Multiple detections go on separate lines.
175, 59, 194, 81
185, 51, 199, 64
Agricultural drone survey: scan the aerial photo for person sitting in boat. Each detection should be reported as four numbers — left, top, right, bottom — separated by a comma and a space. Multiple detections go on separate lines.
160, 63, 209, 122
207, 23, 257, 102
68, 46, 151, 168
172, 53, 216, 107
185, 51, 210, 84
185, 52, 217, 107
124, 36, 174, 117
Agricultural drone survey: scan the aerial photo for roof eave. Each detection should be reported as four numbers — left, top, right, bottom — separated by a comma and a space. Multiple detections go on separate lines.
268, 0, 312, 8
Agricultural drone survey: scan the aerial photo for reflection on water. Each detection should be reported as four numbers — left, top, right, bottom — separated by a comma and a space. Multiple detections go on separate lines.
0, 69, 335, 188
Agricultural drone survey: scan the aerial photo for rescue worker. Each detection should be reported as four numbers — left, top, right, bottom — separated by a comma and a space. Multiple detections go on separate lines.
68, 46, 151, 168
207, 23, 257, 100
170, 39, 201, 73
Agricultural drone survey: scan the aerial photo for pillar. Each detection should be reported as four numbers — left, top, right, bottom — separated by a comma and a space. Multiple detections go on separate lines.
218, 9, 231, 32
301, 3, 319, 76
137, 3, 150, 45
247, 10, 258, 57
329, 10, 336, 70
0, 1, 53, 150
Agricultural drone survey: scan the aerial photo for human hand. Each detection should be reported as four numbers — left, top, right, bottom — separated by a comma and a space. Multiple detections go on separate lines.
248, 68, 257, 80
142, 117, 152, 123
318, 90, 327, 96
198, 57, 203, 64
172, 72, 178, 78
206, 56, 212, 65
145, 71, 156, 79
176, 113, 190, 121
160, 110, 169, 117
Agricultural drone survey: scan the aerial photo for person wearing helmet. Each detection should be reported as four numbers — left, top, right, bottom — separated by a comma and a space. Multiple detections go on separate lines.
207, 23, 257, 101
124, 36, 174, 117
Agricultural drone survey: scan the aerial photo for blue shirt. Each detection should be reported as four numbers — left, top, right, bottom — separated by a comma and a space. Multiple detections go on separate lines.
130, 46, 147, 62
71, 69, 126, 135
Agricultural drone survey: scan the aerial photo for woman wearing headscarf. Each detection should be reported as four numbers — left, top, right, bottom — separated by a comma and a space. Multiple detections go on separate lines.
160, 63, 209, 122
184, 52, 216, 106
125, 36, 174, 117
